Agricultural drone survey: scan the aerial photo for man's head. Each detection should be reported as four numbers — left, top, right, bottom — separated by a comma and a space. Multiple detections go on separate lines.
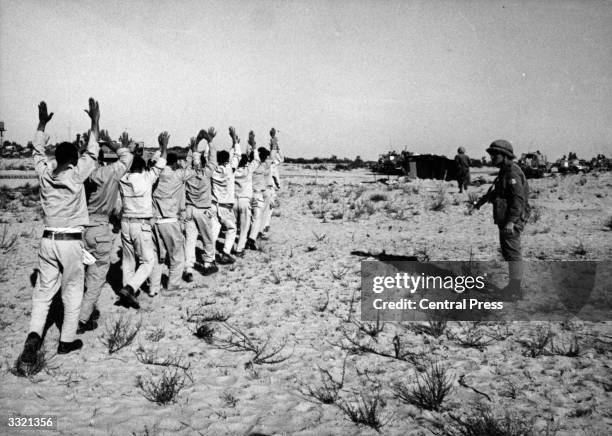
55, 142, 79, 167
258, 147, 270, 162
238, 154, 248, 168
130, 156, 147, 173
217, 150, 230, 166
166, 153, 178, 167
457, 146, 465, 154
486, 139, 515, 167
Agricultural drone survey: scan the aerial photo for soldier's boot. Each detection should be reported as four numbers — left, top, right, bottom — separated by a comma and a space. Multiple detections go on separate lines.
499, 261, 524, 301
20, 332, 42, 365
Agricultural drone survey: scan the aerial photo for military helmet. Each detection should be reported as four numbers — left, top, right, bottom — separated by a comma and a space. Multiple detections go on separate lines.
486, 139, 516, 159
457, 146, 465, 154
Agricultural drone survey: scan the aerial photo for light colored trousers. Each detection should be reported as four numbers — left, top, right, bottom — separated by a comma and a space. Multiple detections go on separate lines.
121, 220, 155, 292
262, 187, 275, 230
30, 238, 84, 342
211, 203, 237, 255
150, 220, 185, 292
184, 206, 215, 269
80, 223, 113, 323
249, 191, 265, 240
233, 197, 252, 252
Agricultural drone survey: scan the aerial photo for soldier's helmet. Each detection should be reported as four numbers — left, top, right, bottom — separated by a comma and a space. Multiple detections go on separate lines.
486, 139, 516, 159
457, 146, 466, 154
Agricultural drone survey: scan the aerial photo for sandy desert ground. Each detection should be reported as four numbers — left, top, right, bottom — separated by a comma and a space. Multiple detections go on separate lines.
1, 165, 611, 435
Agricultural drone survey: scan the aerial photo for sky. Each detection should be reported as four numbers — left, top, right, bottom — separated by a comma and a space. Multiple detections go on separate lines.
1, 0, 611, 160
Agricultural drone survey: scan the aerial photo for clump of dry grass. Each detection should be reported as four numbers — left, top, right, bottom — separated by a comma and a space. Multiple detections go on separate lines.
336, 389, 391, 432
393, 361, 454, 411
11, 346, 58, 379
406, 320, 448, 338
369, 193, 387, 202
137, 367, 187, 405
442, 403, 535, 436
298, 357, 347, 405
430, 186, 447, 212
215, 323, 292, 367
100, 314, 142, 354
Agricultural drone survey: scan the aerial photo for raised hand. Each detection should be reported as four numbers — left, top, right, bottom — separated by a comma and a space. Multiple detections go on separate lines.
189, 136, 197, 152
119, 132, 132, 147
196, 129, 208, 144
270, 127, 276, 138
248, 130, 256, 147
84, 98, 100, 140
38, 101, 54, 131
229, 126, 237, 143
158, 131, 170, 155
207, 127, 216, 141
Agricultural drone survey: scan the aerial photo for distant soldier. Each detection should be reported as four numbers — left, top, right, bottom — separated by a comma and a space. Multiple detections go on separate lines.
118, 133, 167, 308
475, 140, 530, 300
19, 98, 101, 364
183, 129, 218, 278
454, 146, 470, 193
246, 138, 271, 251
261, 128, 283, 235
78, 129, 134, 333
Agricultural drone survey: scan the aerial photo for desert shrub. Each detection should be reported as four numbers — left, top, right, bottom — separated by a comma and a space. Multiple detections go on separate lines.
572, 241, 587, 256
443, 403, 535, 436
194, 322, 215, 343
144, 326, 166, 342
393, 361, 454, 411
516, 325, 552, 358
100, 314, 141, 354
137, 367, 187, 405
336, 390, 390, 432
11, 346, 58, 378
528, 205, 543, 223
298, 359, 346, 405
369, 193, 387, 202
406, 320, 448, 338
430, 187, 447, 211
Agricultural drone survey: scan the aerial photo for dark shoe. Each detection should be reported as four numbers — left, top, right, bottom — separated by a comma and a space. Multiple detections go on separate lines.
263, 226, 270, 233
492, 280, 523, 302
57, 340, 83, 355
77, 319, 98, 335
218, 252, 235, 265
234, 250, 244, 258
183, 271, 194, 283
91, 308, 100, 321
202, 262, 219, 275
118, 285, 140, 309
20, 332, 42, 365
246, 238, 259, 251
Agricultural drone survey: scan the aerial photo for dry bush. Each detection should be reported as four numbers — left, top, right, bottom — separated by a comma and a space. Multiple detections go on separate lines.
135, 344, 191, 371
550, 334, 581, 357
298, 357, 347, 405
528, 204, 543, 223
369, 193, 387, 202
406, 320, 448, 338
441, 403, 535, 436
516, 325, 552, 358
215, 322, 292, 367
393, 361, 454, 411
447, 325, 496, 351
430, 186, 447, 212
100, 314, 141, 354
572, 241, 587, 256
11, 346, 58, 379
331, 266, 350, 281
186, 305, 229, 323
0, 224, 18, 252
144, 326, 166, 342
336, 389, 391, 432
137, 367, 187, 405
193, 322, 215, 343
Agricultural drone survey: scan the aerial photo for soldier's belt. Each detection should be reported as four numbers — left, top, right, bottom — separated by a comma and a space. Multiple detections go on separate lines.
122, 217, 152, 224
42, 231, 82, 240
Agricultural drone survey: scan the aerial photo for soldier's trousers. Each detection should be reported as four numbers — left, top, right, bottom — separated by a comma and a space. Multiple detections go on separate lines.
499, 226, 524, 282
249, 191, 265, 240
184, 206, 215, 269
79, 223, 113, 323
233, 197, 252, 252
211, 203, 237, 255
150, 220, 185, 293
262, 187, 275, 230
121, 220, 156, 292
30, 237, 84, 342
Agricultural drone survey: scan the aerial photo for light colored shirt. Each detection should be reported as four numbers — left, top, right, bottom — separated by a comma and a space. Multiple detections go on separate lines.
185, 142, 217, 208
119, 157, 166, 218
152, 153, 199, 218
211, 142, 241, 205
86, 148, 133, 223
33, 130, 99, 228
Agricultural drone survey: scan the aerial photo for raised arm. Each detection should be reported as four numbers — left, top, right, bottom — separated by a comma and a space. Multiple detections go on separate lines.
33, 101, 54, 177
73, 98, 101, 183
228, 126, 241, 170
147, 131, 169, 182
205, 127, 218, 172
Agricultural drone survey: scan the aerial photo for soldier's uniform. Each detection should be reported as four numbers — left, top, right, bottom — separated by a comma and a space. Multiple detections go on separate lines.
80, 147, 133, 327
480, 140, 530, 298
30, 130, 99, 347
233, 157, 256, 254
184, 143, 217, 273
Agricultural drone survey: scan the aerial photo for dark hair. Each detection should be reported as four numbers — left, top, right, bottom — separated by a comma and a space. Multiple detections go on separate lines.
166, 153, 178, 166
55, 142, 78, 166
258, 147, 270, 162
238, 154, 248, 168
217, 150, 230, 165
131, 156, 146, 173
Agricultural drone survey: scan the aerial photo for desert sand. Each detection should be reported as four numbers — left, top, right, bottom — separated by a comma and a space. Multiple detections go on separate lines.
1, 166, 611, 435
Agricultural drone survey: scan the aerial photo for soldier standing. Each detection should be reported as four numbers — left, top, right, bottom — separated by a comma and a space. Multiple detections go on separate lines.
19, 98, 101, 364
454, 146, 470, 193
475, 139, 530, 300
